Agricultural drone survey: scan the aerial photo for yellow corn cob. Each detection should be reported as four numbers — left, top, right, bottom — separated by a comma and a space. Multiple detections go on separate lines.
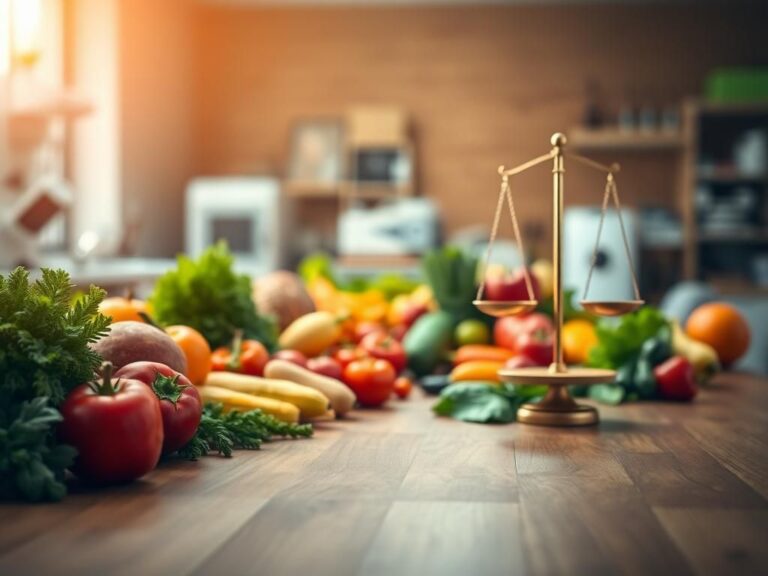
198, 385, 300, 423
204, 372, 329, 419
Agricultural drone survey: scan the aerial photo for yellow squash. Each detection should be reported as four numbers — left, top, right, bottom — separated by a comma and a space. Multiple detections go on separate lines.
204, 372, 330, 419
278, 311, 341, 357
198, 385, 300, 423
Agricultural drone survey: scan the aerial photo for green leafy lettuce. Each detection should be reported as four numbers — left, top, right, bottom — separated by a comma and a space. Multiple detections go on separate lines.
587, 307, 669, 370
432, 382, 545, 424
150, 243, 278, 350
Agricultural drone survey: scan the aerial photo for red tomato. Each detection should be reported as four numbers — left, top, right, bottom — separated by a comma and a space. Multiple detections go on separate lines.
654, 356, 698, 401
515, 329, 553, 366
359, 332, 407, 373
211, 339, 269, 376
306, 356, 343, 380
354, 322, 386, 343
332, 346, 368, 369
343, 358, 396, 407
494, 313, 553, 352
59, 363, 163, 484
115, 361, 202, 454
393, 376, 413, 399
271, 349, 308, 368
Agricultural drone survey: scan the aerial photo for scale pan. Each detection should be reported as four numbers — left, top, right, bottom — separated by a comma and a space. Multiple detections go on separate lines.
580, 300, 645, 317
473, 300, 538, 318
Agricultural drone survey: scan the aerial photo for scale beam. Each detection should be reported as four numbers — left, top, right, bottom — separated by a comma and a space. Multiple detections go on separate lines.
498, 151, 554, 177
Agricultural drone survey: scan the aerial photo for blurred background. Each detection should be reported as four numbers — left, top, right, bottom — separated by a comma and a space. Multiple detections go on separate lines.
1, 0, 767, 369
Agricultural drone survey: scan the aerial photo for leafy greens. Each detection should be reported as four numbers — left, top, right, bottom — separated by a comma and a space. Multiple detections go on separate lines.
587, 307, 670, 370
150, 242, 278, 350
177, 403, 313, 459
0, 267, 110, 501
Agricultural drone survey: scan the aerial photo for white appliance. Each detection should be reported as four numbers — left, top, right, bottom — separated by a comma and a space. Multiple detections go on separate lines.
564, 207, 639, 302
337, 198, 439, 256
186, 177, 285, 276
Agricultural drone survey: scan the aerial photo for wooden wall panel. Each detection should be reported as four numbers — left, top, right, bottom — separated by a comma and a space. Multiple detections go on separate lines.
145, 2, 767, 257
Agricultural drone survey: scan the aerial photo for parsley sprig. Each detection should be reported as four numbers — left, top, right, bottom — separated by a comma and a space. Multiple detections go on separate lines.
177, 403, 313, 460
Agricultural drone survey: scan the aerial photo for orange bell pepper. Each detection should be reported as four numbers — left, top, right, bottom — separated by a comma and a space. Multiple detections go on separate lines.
454, 345, 515, 366
449, 360, 505, 383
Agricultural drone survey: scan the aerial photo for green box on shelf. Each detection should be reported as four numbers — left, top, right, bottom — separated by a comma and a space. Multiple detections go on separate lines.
705, 68, 768, 103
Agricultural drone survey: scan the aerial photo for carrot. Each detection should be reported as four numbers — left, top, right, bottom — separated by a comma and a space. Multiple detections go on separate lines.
454, 345, 514, 366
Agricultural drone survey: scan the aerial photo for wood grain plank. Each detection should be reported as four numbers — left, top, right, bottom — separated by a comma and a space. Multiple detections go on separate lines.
361, 501, 525, 576
519, 478, 693, 576
397, 431, 518, 502
191, 498, 392, 576
0, 438, 328, 575
514, 431, 633, 486
617, 427, 766, 508
655, 508, 768, 576
684, 419, 768, 500
274, 432, 423, 500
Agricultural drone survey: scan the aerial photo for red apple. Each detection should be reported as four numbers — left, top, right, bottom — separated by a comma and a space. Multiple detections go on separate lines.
484, 267, 540, 302
504, 355, 538, 370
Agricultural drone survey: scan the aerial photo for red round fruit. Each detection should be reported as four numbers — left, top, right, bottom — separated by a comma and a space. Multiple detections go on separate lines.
504, 355, 538, 370
393, 376, 413, 399
59, 363, 163, 484
115, 361, 202, 454
332, 346, 368, 369
271, 349, 308, 368
343, 358, 396, 407
359, 331, 407, 373
306, 356, 344, 380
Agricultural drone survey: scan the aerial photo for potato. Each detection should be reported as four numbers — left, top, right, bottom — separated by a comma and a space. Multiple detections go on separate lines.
90, 321, 187, 374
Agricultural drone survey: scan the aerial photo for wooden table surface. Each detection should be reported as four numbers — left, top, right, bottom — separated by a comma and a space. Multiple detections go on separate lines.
1, 373, 767, 576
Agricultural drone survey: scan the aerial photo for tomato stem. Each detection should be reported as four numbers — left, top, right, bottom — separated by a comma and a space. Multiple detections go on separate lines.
90, 362, 119, 396
151, 372, 187, 407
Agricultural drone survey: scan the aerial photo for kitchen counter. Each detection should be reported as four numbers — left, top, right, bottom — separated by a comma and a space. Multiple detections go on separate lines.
1, 373, 766, 576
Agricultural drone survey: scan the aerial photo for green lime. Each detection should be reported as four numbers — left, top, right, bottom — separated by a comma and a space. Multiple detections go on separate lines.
454, 319, 490, 346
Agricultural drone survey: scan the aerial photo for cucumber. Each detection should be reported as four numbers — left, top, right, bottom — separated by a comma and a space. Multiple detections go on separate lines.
404, 310, 455, 376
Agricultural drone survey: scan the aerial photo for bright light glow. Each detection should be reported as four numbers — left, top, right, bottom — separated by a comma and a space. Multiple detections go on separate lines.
11, 0, 42, 66
0, 0, 10, 75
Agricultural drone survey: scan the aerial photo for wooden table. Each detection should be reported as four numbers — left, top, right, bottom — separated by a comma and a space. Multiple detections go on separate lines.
1, 373, 767, 576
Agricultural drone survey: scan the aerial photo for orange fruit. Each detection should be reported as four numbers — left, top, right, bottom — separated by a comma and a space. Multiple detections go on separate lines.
686, 303, 750, 366
561, 319, 598, 364
99, 296, 152, 323
166, 325, 212, 385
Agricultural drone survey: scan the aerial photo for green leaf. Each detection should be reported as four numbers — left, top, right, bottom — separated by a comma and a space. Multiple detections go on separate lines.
588, 384, 625, 405
433, 383, 519, 424
587, 307, 670, 370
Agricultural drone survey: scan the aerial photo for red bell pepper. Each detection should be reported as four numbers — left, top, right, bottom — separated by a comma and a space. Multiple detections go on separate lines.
653, 356, 698, 401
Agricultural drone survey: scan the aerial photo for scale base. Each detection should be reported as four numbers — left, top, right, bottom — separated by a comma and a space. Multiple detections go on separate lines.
500, 366, 616, 427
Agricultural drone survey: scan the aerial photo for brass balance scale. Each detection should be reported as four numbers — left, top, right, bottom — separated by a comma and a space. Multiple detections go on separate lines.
474, 133, 643, 427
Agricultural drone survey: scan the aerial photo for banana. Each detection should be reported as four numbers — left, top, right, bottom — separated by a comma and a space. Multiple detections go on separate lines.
671, 320, 720, 383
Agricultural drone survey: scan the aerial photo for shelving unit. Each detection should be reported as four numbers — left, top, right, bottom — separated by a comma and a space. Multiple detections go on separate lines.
681, 99, 768, 292
568, 126, 683, 151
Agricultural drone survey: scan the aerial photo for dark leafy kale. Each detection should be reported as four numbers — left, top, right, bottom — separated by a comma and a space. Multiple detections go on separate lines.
0, 267, 109, 501
177, 403, 313, 460
149, 242, 278, 350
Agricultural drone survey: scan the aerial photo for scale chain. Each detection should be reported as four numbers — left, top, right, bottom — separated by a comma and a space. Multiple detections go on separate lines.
582, 175, 641, 302
476, 179, 509, 301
